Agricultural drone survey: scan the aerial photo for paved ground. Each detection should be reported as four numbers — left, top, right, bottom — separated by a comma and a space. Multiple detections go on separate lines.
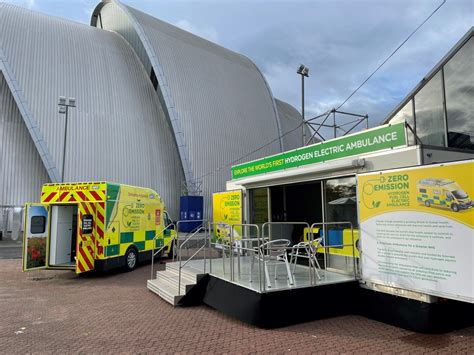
0, 259, 473, 354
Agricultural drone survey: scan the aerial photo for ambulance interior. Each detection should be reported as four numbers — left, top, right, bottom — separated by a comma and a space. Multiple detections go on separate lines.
248, 176, 358, 274
49, 205, 78, 267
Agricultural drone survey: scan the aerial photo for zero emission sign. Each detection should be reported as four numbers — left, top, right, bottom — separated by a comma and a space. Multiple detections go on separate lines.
212, 190, 242, 241
358, 160, 474, 303
231, 123, 406, 180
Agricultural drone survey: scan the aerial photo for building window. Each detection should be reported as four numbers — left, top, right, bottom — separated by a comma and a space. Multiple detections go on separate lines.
414, 71, 445, 147
444, 37, 474, 150
389, 100, 415, 145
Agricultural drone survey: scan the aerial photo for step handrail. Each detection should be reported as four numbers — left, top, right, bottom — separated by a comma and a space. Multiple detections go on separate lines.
178, 222, 207, 268
150, 222, 176, 280
177, 220, 207, 295
178, 220, 206, 250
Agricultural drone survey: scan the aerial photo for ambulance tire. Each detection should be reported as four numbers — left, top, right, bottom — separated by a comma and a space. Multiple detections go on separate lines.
451, 203, 459, 212
124, 247, 138, 272
167, 242, 174, 259
424, 200, 431, 207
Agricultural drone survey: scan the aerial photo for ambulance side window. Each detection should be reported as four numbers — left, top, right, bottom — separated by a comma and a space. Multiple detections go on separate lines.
446, 192, 453, 201
419, 188, 427, 193
164, 212, 174, 229
30, 216, 46, 234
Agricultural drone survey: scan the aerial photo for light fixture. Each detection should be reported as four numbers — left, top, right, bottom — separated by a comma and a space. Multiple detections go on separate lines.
297, 64, 305, 75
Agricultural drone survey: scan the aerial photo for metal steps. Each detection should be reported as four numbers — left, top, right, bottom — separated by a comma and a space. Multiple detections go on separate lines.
147, 262, 205, 306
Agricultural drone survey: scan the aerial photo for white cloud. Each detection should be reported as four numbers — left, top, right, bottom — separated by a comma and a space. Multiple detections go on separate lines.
175, 19, 219, 43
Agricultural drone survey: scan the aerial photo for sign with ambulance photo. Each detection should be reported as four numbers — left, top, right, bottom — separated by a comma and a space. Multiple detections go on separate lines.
358, 160, 473, 303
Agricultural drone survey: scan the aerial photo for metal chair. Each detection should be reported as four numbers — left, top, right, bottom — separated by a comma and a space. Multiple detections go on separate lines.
251, 239, 293, 289
289, 238, 323, 280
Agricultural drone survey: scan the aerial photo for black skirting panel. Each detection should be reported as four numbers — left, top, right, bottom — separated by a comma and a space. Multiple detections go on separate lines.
202, 276, 360, 328
357, 287, 474, 334
199, 275, 473, 332
173, 274, 473, 332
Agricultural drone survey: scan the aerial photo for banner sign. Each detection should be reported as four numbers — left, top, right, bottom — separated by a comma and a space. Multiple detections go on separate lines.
358, 160, 474, 303
232, 123, 406, 180
212, 191, 242, 242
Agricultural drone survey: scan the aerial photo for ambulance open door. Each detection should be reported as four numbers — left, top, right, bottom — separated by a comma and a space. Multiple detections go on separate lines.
75, 205, 95, 274
23, 203, 50, 271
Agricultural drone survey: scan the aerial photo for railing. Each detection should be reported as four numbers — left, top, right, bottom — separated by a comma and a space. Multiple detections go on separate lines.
309, 221, 358, 279
224, 221, 358, 291
207, 222, 231, 275
163, 219, 359, 295
177, 220, 207, 296
230, 224, 261, 285
150, 222, 176, 280
207, 222, 263, 290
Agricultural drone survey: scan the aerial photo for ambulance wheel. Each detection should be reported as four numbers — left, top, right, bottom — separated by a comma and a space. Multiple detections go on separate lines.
167, 242, 174, 259
451, 203, 459, 212
124, 247, 138, 271
425, 200, 431, 207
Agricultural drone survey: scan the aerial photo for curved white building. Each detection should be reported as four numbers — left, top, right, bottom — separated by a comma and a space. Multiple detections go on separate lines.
0, 1, 304, 218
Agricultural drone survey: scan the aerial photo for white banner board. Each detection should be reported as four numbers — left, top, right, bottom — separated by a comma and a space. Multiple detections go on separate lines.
358, 160, 474, 303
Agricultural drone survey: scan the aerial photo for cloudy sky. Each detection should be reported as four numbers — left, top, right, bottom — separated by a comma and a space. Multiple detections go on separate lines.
6, 0, 473, 137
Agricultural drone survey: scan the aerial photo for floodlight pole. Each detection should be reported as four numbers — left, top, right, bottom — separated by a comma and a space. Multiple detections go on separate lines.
297, 64, 309, 146
58, 97, 76, 182
62, 106, 69, 182
301, 74, 305, 146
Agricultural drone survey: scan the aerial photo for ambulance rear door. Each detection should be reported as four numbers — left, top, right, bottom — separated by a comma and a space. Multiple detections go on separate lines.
23, 203, 50, 271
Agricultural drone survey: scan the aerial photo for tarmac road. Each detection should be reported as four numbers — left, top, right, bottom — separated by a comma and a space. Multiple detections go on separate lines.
0, 240, 22, 259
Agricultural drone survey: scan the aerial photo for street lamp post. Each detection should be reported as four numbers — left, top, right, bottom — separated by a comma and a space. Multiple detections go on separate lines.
58, 96, 76, 182
297, 64, 309, 146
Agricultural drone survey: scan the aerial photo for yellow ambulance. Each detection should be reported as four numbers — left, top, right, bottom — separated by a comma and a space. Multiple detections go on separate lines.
417, 178, 473, 212
22, 182, 176, 274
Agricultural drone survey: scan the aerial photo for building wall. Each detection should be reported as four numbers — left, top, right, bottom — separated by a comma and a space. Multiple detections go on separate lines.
93, 1, 287, 217
0, 1, 307, 220
0, 4, 184, 216
0, 72, 50, 205
275, 99, 315, 151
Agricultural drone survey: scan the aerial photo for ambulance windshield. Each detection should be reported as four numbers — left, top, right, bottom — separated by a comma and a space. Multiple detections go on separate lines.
451, 189, 468, 199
